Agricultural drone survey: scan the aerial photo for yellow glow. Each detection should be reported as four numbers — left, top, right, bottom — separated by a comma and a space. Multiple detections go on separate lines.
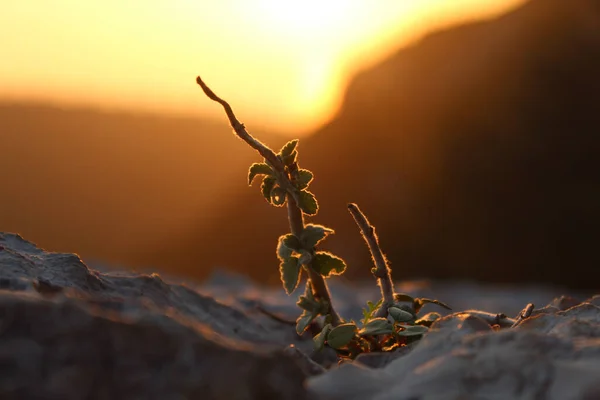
0, 1, 527, 135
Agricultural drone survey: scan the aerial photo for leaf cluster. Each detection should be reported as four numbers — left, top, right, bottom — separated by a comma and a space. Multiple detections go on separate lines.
248, 140, 317, 215
312, 293, 451, 359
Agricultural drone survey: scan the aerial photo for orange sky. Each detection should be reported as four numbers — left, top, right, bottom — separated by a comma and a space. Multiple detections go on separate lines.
0, 1, 526, 135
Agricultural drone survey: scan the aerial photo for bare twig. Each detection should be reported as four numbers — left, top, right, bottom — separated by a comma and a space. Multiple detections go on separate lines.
511, 303, 534, 328
460, 310, 516, 328
347, 203, 395, 318
196, 75, 341, 326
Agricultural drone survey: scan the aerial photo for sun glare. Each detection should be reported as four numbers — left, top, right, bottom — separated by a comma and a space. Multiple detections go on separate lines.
0, 0, 527, 135
251, 0, 363, 39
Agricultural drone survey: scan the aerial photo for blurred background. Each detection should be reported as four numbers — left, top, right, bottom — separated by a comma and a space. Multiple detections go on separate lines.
1, 0, 598, 290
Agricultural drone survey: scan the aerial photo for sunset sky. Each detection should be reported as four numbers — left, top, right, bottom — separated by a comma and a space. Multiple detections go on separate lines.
1, 0, 525, 134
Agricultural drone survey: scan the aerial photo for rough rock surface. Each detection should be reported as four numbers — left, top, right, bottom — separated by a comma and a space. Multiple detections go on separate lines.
2, 232, 598, 399
0, 232, 308, 399
308, 300, 600, 400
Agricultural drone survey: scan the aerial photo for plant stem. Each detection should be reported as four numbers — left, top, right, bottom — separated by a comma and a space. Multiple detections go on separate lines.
347, 203, 395, 318
197, 75, 341, 326
287, 199, 342, 326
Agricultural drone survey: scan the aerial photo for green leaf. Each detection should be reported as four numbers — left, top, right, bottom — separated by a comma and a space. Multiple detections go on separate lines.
327, 323, 357, 349
296, 169, 314, 190
361, 299, 383, 325
279, 139, 299, 157
296, 309, 317, 335
280, 256, 301, 295
359, 318, 394, 336
248, 163, 273, 185
394, 293, 415, 303
396, 325, 429, 337
261, 176, 277, 203
297, 295, 320, 313
313, 324, 332, 351
276, 235, 295, 260
270, 186, 287, 206
281, 234, 302, 252
282, 150, 298, 166
297, 190, 318, 216
415, 312, 441, 327
388, 307, 415, 323
414, 298, 452, 314
301, 224, 334, 249
312, 252, 347, 277
304, 281, 315, 301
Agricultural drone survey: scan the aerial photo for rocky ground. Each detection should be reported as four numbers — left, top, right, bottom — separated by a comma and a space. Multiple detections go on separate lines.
0, 232, 598, 399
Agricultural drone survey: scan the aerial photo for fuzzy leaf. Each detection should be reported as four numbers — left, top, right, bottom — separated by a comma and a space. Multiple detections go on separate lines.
282, 234, 302, 252
313, 324, 332, 351
394, 293, 415, 303
415, 312, 441, 327
261, 176, 277, 203
359, 318, 394, 336
327, 323, 357, 349
298, 250, 313, 266
277, 239, 293, 260
270, 186, 287, 206
297, 295, 320, 313
388, 307, 415, 323
396, 325, 429, 337
282, 150, 298, 166
296, 310, 317, 335
312, 252, 347, 277
248, 163, 273, 185
296, 169, 314, 190
279, 139, 299, 157
280, 256, 301, 295
414, 298, 452, 314
304, 281, 315, 301
297, 190, 318, 216
361, 299, 383, 325
301, 224, 334, 249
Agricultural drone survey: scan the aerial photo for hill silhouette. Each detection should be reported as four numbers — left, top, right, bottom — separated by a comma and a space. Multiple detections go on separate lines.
140, 0, 600, 289
0, 103, 286, 267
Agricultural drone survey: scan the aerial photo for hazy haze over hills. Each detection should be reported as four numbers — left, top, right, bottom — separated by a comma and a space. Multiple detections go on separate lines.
139, 0, 600, 289
2, 0, 599, 289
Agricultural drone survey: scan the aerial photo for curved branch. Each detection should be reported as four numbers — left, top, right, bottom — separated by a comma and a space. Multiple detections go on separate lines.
348, 203, 395, 317
197, 75, 342, 326
196, 76, 283, 170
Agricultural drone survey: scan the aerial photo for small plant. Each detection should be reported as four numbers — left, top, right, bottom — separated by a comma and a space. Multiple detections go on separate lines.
196, 76, 450, 359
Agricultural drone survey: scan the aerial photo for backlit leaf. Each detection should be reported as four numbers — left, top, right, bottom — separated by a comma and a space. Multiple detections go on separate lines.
359, 318, 394, 336
415, 312, 441, 327
297, 190, 318, 216
297, 295, 320, 313
270, 186, 287, 206
248, 163, 273, 185
388, 307, 415, 323
312, 252, 346, 277
394, 293, 415, 303
301, 224, 334, 249
327, 323, 357, 349
313, 324, 332, 351
282, 150, 298, 166
279, 139, 299, 157
261, 176, 277, 203
280, 256, 301, 295
414, 298, 452, 314
296, 309, 317, 335
296, 169, 314, 190
396, 325, 429, 337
